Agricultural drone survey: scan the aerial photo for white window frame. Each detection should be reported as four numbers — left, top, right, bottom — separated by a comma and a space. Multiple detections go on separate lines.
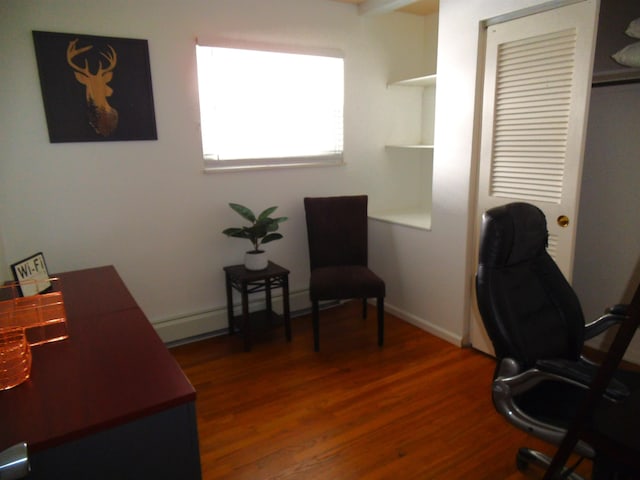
195, 40, 345, 172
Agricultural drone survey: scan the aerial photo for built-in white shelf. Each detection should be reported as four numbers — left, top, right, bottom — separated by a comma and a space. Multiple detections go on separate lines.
388, 73, 437, 88
385, 144, 434, 150
386, 73, 436, 150
368, 210, 432, 231
375, 72, 436, 231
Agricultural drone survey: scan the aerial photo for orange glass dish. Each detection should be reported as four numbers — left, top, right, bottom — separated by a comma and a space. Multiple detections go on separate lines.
0, 278, 69, 346
0, 327, 32, 390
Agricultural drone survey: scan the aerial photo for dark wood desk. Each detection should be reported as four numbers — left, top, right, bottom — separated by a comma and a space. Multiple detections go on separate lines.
224, 262, 291, 351
0, 266, 201, 479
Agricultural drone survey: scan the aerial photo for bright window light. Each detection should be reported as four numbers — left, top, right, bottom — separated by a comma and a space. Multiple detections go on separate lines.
195, 44, 344, 171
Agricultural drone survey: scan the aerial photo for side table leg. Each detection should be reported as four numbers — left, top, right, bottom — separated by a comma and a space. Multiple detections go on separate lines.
225, 272, 234, 335
283, 275, 291, 342
241, 282, 251, 352
266, 277, 273, 325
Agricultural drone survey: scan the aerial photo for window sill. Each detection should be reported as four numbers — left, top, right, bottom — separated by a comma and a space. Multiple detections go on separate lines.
203, 154, 344, 173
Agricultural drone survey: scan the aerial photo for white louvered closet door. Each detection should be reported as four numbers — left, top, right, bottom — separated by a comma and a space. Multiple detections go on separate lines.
471, 0, 599, 355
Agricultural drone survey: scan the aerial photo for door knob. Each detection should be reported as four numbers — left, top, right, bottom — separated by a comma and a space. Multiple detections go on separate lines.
557, 215, 570, 227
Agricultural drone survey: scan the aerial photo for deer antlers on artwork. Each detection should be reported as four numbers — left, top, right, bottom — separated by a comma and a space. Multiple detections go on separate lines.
67, 39, 119, 137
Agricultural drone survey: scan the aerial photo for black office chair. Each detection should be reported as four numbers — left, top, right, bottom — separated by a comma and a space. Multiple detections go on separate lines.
475, 202, 640, 478
304, 195, 385, 352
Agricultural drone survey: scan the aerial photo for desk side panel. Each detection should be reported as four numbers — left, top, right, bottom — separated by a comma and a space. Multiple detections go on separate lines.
29, 403, 201, 479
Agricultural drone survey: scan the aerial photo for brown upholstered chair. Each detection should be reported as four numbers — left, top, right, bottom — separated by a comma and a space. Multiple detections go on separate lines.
303, 195, 385, 352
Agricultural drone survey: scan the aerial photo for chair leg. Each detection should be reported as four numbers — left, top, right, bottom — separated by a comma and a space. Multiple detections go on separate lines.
362, 298, 367, 319
312, 300, 320, 352
377, 297, 384, 347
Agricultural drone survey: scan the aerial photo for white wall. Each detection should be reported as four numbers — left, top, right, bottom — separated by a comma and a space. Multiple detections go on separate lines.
574, 82, 640, 363
0, 0, 431, 341
0, 225, 8, 284
393, 0, 560, 346
2, 0, 582, 349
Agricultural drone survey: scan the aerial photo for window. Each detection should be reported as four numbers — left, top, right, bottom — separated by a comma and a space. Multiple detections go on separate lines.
195, 43, 344, 171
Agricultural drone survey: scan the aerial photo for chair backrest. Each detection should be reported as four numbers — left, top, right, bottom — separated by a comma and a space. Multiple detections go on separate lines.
476, 202, 585, 370
304, 195, 368, 271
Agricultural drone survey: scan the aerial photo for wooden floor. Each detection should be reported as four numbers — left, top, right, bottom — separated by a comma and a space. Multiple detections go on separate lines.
170, 301, 592, 480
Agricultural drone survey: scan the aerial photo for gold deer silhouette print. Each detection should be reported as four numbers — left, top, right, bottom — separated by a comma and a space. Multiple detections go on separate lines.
66, 38, 118, 137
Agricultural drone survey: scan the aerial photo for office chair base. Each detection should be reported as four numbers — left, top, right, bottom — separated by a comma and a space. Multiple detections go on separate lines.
517, 448, 585, 480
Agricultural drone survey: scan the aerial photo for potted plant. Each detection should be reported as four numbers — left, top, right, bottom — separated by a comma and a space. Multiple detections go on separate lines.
222, 203, 288, 271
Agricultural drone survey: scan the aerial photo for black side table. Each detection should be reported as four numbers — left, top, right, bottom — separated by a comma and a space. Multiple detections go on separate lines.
223, 261, 291, 351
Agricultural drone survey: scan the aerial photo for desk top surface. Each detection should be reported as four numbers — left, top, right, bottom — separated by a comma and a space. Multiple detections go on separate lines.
0, 266, 195, 452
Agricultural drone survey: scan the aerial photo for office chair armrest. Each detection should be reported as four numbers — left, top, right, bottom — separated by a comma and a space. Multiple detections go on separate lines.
535, 358, 629, 401
584, 308, 628, 340
495, 358, 592, 396
492, 359, 596, 458
605, 304, 628, 315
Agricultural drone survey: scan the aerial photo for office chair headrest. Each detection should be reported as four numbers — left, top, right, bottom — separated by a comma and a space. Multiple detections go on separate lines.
479, 202, 549, 267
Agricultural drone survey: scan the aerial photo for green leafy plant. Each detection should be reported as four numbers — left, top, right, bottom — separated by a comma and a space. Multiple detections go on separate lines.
222, 203, 288, 252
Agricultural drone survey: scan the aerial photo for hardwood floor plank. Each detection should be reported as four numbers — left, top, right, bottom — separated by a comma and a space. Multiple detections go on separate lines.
171, 301, 592, 479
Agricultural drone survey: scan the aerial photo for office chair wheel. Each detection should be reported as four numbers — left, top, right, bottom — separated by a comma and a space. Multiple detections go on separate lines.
516, 456, 529, 472
516, 449, 531, 472
516, 448, 586, 480
516, 448, 552, 474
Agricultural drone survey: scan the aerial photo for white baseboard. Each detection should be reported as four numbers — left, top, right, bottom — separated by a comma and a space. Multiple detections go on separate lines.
153, 289, 312, 344
379, 301, 463, 347
154, 290, 463, 349
153, 308, 226, 344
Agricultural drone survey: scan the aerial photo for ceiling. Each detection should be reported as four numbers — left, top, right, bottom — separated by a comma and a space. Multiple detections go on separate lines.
331, 0, 438, 16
